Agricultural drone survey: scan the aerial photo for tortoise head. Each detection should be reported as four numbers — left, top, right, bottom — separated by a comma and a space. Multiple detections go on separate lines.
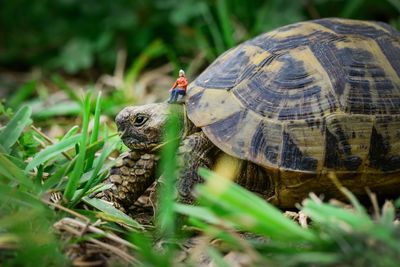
116, 103, 184, 151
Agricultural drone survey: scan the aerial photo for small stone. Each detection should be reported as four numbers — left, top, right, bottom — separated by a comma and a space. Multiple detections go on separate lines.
109, 175, 122, 184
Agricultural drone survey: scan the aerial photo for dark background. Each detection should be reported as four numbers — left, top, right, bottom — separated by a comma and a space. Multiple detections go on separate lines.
1, 0, 399, 77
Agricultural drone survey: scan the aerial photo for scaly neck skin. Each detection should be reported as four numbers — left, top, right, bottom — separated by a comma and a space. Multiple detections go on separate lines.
145, 103, 199, 153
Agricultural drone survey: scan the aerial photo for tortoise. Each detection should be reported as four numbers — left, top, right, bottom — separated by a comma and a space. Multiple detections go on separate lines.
109, 18, 400, 210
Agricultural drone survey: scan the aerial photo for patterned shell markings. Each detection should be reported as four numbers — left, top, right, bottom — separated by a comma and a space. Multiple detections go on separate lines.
187, 18, 400, 174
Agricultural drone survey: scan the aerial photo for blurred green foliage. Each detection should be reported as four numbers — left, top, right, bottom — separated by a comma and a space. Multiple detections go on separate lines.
1, 0, 399, 74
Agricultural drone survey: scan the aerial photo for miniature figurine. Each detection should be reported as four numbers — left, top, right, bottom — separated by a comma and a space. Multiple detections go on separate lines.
168, 69, 188, 103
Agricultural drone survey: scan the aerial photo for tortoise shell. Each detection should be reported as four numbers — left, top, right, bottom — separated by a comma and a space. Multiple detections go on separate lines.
187, 18, 400, 175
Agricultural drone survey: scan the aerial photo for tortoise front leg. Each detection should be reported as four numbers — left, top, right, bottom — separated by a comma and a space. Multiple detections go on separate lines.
101, 151, 158, 212
176, 132, 219, 204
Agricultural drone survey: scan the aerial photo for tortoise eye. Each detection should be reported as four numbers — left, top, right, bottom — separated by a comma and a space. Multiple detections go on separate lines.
133, 114, 148, 127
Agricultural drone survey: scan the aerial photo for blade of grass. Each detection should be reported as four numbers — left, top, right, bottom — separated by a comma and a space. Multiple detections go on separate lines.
24, 134, 81, 173
64, 94, 91, 201
0, 184, 42, 207
32, 101, 81, 119
7, 80, 37, 109
0, 153, 36, 189
340, 0, 364, 18
61, 125, 79, 141
197, 168, 317, 242
0, 105, 32, 152
86, 92, 102, 170
124, 40, 167, 99
302, 199, 372, 229
201, 4, 226, 55
83, 197, 144, 230
216, 0, 235, 48
387, 0, 400, 13
51, 74, 80, 103
207, 247, 231, 267
157, 105, 182, 238
71, 138, 118, 206
175, 204, 222, 225
42, 159, 75, 191
57, 159, 116, 190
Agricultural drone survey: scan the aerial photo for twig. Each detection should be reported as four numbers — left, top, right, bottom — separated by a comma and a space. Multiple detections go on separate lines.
58, 217, 136, 249
42, 198, 90, 224
55, 220, 137, 264
30, 125, 72, 160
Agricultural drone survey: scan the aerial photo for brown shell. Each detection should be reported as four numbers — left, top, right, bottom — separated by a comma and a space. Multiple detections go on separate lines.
187, 18, 400, 175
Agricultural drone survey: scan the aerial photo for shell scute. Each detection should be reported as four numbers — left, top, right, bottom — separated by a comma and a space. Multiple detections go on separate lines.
187, 18, 400, 173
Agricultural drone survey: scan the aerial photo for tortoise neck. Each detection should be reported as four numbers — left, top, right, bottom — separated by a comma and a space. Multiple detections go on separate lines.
181, 104, 199, 138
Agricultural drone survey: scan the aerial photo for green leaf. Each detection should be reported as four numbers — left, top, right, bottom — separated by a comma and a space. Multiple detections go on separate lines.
302, 199, 372, 229
207, 247, 231, 267
83, 197, 144, 230
64, 94, 91, 201
216, 0, 235, 48
61, 125, 80, 141
0, 152, 36, 189
175, 204, 222, 225
197, 168, 317, 242
25, 134, 81, 173
42, 160, 74, 191
0, 184, 42, 207
71, 138, 117, 205
157, 105, 182, 238
86, 92, 102, 170
7, 80, 37, 109
32, 102, 81, 119
0, 105, 32, 152
51, 75, 80, 103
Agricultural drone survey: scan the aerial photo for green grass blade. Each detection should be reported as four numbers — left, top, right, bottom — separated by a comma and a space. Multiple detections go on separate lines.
157, 105, 182, 238
197, 168, 317, 242
201, 4, 225, 54
32, 101, 81, 119
207, 247, 231, 267
0, 153, 36, 189
25, 134, 80, 173
216, 0, 235, 48
64, 94, 91, 201
71, 138, 117, 205
86, 92, 102, 170
61, 125, 79, 141
340, 0, 364, 17
175, 204, 222, 225
0, 184, 42, 207
51, 74, 80, 103
387, 0, 400, 13
0, 105, 32, 152
57, 159, 115, 190
42, 160, 74, 191
302, 199, 372, 229
83, 197, 144, 230
124, 40, 167, 99
7, 80, 37, 109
